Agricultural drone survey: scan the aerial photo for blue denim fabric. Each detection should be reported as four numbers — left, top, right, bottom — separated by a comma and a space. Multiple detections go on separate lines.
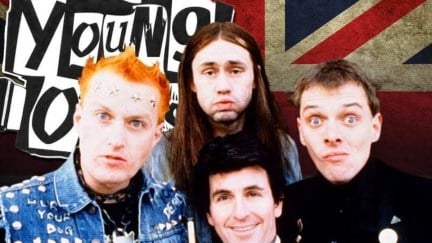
0, 155, 188, 243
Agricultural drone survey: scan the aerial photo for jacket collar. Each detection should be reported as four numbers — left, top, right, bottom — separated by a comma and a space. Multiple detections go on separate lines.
53, 152, 162, 213
54, 155, 92, 213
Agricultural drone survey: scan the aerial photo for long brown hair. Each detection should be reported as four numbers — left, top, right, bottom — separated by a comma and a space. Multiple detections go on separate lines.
169, 22, 285, 192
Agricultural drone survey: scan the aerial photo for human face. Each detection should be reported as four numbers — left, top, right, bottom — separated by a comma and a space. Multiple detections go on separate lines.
73, 70, 163, 194
297, 82, 382, 184
207, 167, 282, 243
191, 39, 255, 127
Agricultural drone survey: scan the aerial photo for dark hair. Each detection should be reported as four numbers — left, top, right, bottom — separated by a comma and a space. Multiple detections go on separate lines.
168, 21, 286, 192
291, 59, 380, 115
192, 132, 285, 217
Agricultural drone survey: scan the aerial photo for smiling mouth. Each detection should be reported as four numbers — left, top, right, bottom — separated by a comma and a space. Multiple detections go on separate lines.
230, 224, 258, 232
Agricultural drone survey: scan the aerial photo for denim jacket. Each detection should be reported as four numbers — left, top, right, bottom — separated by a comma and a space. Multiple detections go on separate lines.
0, 154, 188, 242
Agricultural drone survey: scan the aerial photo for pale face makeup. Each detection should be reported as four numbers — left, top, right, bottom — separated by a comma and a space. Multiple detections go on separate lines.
297, 82, 382, 184
74, 70, 163, 194
191, 39, 255, 134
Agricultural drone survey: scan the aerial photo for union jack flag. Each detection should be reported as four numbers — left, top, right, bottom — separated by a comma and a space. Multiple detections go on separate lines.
265, 0, 432, 91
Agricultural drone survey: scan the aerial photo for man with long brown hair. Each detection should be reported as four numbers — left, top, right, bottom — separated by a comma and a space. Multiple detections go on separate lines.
146, 21, 302, 192
145, 22, 302, 242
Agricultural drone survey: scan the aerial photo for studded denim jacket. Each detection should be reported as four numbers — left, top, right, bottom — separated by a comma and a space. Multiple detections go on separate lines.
0, 154, 188, 243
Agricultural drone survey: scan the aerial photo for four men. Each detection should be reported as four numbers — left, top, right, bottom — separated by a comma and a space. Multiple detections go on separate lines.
0, 21, 431, 243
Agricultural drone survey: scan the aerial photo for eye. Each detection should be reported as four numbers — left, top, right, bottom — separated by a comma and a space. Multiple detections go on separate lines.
215, 193, 231, 202
129, 118, 150, 129
229, 68, 243, 75
130, 120, 144, 128
247, 190, 261, 198
202, 68, 216, 77
344, 115, 358, 125
309, 116, 322, 127
97, 112, 110, 121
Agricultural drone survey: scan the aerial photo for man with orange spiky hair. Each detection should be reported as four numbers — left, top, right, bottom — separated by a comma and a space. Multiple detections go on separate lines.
0, 47, 188, 242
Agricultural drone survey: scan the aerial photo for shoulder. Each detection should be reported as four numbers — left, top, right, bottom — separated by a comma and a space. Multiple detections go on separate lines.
284, 176, 322, 200
278, 131, 299, 160
149, 133, 170, 157
370, 160, 432, 213
374, 160, 432, 191
0, 174, 56, 227
144, 133, 173, 182
278, 131, 296, 147
0, 173, 55, 198
143, 171, 186, 206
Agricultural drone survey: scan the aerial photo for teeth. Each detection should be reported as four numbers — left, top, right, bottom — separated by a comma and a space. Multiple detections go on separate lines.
232, 225, 256, 232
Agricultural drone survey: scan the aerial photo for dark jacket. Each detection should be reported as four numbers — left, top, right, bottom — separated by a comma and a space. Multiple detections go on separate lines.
278, 158, 432, 243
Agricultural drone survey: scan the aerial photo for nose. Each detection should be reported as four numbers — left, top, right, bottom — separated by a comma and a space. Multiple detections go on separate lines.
107, 122, 126, 152
232, 197, 250, 220
215, 73, 231, 95
323, 120, 342, 145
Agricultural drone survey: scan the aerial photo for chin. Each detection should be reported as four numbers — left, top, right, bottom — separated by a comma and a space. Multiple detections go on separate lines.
213, 111, 239, 121
327, 174, 353, 185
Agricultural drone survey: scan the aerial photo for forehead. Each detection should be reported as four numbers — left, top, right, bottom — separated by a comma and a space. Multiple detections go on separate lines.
193, 39, 252, 66
85, 70, 160, 111
209, 167, 269, 191
300, 82, 369, 112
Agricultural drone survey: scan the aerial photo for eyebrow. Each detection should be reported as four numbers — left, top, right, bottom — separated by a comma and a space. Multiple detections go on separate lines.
210, 189, 231, 200
302, 102, 363, 113
210, 185, 265, 199
199, 60, 247, 68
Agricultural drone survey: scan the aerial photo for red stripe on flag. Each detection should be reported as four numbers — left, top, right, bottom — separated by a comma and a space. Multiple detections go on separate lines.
0, 0, 8, 7
222, 0, 265, 56
293, 0, 426, 64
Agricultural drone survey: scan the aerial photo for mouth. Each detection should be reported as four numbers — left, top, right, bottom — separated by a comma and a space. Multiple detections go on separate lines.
215, 98, 234, 105
230, 224, 258, 232
214, 100, 235, 111
322, 151, 348, 162
103, 155, 126, 164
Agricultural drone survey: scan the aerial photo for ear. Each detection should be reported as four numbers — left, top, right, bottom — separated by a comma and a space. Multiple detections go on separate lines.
73, 103, 83, 128
371, 112, 383, 143
274, 200, 283, 218
152, 123, 164, 148
297, 117, 306, 146
191, 82, 197, 93
207, 212, 215, 226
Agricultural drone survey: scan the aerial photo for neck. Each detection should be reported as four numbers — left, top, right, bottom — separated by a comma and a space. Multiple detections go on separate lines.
210, 117, 245, 138
81, 170, 130, 195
